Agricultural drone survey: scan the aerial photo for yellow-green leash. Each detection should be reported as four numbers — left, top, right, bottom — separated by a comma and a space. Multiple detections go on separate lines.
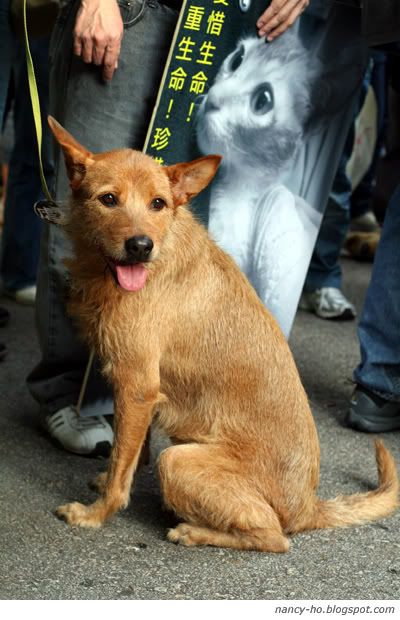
23, 0, 95, 415
23, 0, 53, 202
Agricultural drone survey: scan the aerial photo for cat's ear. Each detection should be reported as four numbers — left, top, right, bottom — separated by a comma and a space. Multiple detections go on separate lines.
164, 155, 222, 207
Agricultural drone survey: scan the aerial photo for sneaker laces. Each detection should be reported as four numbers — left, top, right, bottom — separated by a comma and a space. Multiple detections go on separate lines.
74, 415, 109, 430
49, 408, 109, 431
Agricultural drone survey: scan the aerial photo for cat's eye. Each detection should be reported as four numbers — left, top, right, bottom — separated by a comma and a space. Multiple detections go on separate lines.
228, 44, 245, 72
151, 197, 166, 211
99, 193, 118, 207
251, 83, 274, 115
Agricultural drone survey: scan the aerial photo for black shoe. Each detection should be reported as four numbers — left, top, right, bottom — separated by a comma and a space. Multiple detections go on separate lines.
0, 343, 7, 361
0, 306, 10, 327
346, 385, 400, 432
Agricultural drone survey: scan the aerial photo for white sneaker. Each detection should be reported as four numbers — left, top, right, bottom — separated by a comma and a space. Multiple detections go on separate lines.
4, 285, 36, 306
44, 406, 113, 456
299, 287, 356, 320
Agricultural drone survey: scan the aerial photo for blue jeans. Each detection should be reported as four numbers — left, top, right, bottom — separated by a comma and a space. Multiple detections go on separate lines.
354, 184, 400, 402
0, 38, 53, 292
351, 51, 387, 219
27, 0, 179, 414
304, 131, 354, 291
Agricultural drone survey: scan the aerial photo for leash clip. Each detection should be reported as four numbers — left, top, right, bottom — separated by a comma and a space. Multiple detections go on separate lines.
33, 199, 66, 225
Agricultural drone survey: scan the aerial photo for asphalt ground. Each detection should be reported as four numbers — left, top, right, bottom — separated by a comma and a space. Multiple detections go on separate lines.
0, 257, 399, 600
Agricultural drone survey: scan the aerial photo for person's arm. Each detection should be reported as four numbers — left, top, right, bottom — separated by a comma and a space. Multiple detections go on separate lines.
73, 0, 124, 81
257, 0, 310, 41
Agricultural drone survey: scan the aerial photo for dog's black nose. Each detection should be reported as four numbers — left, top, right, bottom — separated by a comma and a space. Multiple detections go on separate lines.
125, 235, 154, 262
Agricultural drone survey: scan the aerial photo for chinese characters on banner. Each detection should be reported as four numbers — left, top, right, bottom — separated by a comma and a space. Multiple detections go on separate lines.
147, 0, 231, 165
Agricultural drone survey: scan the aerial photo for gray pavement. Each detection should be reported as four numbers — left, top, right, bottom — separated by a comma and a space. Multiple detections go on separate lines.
0, 257, 399, 600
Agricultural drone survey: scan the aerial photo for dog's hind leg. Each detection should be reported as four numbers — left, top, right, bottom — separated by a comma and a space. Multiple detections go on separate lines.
159, 444, 289, 553
168, 523, 288, 552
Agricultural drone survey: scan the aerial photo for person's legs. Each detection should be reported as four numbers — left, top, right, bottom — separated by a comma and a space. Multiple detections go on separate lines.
0, 38, 52, 301
0, 0, 15, 358
0, 0, 14, 125
301, 55, 387, 320
347, 183, 400, 432
301, 132, 356, 319
350, 51, 387, 225
27, 0, 179, 451
303, 197, 351, 292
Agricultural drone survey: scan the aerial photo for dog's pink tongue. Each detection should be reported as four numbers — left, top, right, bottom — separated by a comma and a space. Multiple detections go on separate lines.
115, 264, 148, 292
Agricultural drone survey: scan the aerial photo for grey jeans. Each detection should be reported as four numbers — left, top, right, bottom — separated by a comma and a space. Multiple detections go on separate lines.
27, 0, 178, 415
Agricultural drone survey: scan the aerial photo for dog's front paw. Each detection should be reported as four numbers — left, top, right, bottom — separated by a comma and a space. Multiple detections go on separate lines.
56, 501, 104, 528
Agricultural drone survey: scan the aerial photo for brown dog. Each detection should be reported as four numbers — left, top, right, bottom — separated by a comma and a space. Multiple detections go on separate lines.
344, 231, 380, 262
49, 116, 398, 552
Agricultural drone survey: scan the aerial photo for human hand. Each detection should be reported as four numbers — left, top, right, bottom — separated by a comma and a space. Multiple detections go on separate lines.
73, 0, 124, 81
257, 0, 309, 41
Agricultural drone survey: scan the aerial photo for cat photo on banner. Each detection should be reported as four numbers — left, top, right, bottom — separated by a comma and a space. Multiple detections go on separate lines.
196, 24, 366, 335
196, 33, 321, 335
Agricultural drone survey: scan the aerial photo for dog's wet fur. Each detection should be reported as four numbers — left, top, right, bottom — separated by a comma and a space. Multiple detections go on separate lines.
49, 116, 398, 552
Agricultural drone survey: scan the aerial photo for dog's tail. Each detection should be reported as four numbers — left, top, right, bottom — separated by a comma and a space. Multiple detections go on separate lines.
311, 441, 398, 530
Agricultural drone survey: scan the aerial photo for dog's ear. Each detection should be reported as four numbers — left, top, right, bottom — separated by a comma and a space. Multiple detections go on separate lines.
165, 155, 222, 206
48, 116, 95, 190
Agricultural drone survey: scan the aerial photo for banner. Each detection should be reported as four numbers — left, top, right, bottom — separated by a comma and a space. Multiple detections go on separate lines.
145, 0, 368, 336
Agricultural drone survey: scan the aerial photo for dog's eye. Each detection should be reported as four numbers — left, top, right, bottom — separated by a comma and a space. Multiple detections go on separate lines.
99, 193, 118, 207
151, 198, 166, 211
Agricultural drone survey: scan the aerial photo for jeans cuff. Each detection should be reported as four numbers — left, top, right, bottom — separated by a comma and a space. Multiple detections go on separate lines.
355, 379, 400, 404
